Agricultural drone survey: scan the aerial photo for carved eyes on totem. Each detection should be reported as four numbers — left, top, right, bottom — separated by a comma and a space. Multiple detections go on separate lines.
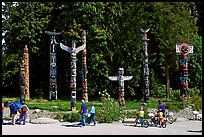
181, 46, 189, 52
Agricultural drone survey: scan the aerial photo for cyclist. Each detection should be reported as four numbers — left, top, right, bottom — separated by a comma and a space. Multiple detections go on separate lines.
135, 106, 145, 127
158, 100, 166, 117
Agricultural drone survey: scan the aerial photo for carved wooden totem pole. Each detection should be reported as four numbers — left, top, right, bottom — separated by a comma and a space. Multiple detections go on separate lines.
45, 30, 61, 101
140, 28, 150, 103
60, 39, 86, 111
108, 67, 133, 106
20, 60, 26, 103
81, 30, 88, 102
176, 41, 193, 97
20, 45, 29, 102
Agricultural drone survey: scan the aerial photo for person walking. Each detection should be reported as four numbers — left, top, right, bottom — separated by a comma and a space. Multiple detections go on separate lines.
87, 102, 97, 126
81, 100, 88, 127
2, 103, 4, 124
19, 101, 29, 125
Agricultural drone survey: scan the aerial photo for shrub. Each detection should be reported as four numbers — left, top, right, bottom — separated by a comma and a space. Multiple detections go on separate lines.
63, 112, 81, 122
96, 90, 125, 123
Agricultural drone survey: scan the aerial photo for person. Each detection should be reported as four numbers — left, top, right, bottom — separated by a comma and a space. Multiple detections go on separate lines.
10, 109, 18, 125
158, 100, 166, 117
87, 102, 97, 126
19, 101, 29, 125
135, 106, 145, 127
81, 100, 88, 127
158, 109, 164, 126
2, 103, 4, 124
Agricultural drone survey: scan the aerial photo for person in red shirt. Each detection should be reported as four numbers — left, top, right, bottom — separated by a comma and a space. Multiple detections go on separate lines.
2, 103, 4, 124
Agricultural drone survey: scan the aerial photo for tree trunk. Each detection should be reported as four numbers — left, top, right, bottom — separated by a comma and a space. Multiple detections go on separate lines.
165, 62, 170, 99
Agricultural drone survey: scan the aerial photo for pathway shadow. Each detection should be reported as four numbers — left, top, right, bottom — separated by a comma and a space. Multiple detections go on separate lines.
2, 122, 13, 125
62, 122, 82, 128
123, 124, 136, 127
187, 130, 202, 133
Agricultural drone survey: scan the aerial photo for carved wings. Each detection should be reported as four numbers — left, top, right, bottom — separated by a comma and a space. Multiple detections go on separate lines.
108, 76, 118, 81
76, 44, 86, 53
60, 43, 71, 53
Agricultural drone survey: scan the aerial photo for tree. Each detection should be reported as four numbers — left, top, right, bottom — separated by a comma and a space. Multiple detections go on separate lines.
143, 2, 198, 99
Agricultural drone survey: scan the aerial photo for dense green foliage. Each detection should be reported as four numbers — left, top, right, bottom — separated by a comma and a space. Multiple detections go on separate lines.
2, 2, 202, 103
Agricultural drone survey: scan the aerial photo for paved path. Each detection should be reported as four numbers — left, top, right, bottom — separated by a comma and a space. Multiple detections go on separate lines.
2, 119, 202, 135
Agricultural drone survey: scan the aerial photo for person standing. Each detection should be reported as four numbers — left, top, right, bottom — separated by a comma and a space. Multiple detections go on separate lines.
138, 106, 145, 127
87, 102, 97, 126
2, 103, 4, 124
10, 109, 18, 125
158, 100, 166, 117
81, 100, 88, 127
19, 101, 29, 125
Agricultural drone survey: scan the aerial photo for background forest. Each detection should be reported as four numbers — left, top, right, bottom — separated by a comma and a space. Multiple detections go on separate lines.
2, 2, 202, 102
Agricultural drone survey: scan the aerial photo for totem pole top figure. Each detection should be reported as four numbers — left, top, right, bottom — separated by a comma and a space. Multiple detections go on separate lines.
45, 29, 62, 45
60, 41, 86, 54
176, 43, 193, 56
82, 30, 86, 44
108, 67, 133, 81
24, 45, 28, 53
140, 28, 150, 41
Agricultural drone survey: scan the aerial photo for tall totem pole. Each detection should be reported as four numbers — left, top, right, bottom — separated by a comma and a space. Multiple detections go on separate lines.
60, 39, 86, 111
176, 41, 193, 97
140, 28, 150, 103
108, 67, 133, 106
81, 30, 88, 102
45, 30, 61, 101
20, 45, 29, 102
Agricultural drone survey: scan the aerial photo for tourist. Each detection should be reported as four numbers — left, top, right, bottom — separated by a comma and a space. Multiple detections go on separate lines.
135, 106, 145, 127
10, 109, 18, 125
81, 100, 88, 127
87, 102, 97, 126
2, 103, 4, 124
19, 101, 29, 125
158, 100, 166, 117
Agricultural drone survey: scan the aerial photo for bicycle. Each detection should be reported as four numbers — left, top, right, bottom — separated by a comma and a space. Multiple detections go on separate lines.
134, 117, 149, 128
164, 110, 174, 124
148, 111, 166, 128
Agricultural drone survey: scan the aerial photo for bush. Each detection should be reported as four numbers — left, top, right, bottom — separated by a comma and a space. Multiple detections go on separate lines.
151, 84, 166, 98
63, 112, 81, 122
96, 90, 125, 123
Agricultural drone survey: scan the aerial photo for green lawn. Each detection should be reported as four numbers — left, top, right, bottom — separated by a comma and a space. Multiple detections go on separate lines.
2, 97, 161, 112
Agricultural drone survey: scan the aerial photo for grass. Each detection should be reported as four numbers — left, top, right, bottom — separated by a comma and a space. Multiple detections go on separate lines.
2, 97, 160, 112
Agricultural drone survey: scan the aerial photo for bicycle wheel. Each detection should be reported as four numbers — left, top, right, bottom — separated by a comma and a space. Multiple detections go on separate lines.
166, 115, 174, 124
143, 119, 149, 128
161, 121, 167, 128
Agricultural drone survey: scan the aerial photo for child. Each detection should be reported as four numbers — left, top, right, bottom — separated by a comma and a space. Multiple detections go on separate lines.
136, 106, 145, 127
158, 109, 164, 126
19, 101, 29, 125
87, 102, 97, 126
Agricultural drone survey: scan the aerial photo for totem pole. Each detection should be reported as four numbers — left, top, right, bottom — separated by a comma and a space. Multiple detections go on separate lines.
60, 40, 86, 111
20, 60, 26, 103
81, 30, 88, 102
140, 28, 150, 103
176, 42, 193, 97
20, 45, 29, 102
45, 30, 61, 101
108, 67, 133, 106
23, 45, 30, 100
